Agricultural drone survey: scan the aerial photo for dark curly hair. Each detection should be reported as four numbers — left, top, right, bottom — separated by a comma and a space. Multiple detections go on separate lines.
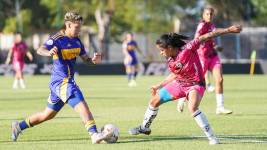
156, 33, 189, 49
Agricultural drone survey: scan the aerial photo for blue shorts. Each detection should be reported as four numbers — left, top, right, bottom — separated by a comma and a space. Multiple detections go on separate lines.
127, 51, 138, 65
47, 89, 85, 112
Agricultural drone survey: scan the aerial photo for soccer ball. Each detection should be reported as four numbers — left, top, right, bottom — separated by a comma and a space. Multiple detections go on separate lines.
101, 124, 119, 143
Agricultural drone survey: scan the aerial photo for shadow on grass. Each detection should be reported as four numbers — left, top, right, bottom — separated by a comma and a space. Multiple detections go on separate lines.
1, 134, 267, 144
118, 134, 267, 144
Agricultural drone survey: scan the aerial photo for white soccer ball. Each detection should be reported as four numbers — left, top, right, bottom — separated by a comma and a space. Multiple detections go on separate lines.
101, 124, 119, 143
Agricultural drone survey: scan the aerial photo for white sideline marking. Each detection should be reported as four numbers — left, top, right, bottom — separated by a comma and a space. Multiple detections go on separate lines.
192, 135, 267, 144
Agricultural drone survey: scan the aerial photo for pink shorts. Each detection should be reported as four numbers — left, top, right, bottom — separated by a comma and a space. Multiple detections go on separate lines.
159, 80, 205, 104
13, 61, 24, 72
200, 55, 222, 74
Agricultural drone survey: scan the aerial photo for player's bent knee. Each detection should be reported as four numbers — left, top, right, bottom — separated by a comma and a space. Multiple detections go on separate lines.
188, 105, 198, 114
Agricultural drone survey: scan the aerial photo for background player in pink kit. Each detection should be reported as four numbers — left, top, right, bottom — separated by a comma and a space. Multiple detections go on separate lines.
177, 7, 232, 115
129, 25, 241, 145
195, 7, 232, 114
5, 32, 33, 89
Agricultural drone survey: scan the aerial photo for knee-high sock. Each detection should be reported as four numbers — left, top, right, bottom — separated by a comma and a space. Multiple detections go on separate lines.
216, 94, 224, 108
85, 120, 98, 135
19, 79, 26, 89
193, 110, 215, 140
142, 105, 159, 129
19, 118, 32, 131
13, 79, 18, 88
133, 71, 138, 80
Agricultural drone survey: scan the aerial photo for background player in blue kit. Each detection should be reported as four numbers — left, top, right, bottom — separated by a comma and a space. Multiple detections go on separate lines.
122, 32, 143, 87
11, 11, 112, 144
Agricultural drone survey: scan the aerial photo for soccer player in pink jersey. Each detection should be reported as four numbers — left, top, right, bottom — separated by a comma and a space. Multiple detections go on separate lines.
196, 7, 232, 114
177, 7, 233, 115
5, 32, 33, 89
129, 25, 241, 144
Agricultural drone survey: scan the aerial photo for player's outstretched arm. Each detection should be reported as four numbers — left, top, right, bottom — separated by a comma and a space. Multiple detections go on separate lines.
37, 46, 58, 57
199, 25, 242, 43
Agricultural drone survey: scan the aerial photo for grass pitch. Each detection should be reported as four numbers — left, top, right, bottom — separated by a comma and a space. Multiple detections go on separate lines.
0, 75, 266, 150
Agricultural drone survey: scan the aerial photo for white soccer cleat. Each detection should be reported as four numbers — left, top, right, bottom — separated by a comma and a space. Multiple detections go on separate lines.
91, 131, 113, 144
129, 125, 151, 135
207, 85, 215, 92
177, 98, 186, 113
216, 107, 233, 115
209, 136, 220, 145
128, 80, 137, 87
11, 121, 22, 141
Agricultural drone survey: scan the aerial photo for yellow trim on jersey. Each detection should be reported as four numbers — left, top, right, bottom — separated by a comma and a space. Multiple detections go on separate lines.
127, 45, 136, 51
53, 54, 59, 60
67, 65, 71, 77
61, 48, 81, 60
60, 78, 69, 102
51, 31, 64, 40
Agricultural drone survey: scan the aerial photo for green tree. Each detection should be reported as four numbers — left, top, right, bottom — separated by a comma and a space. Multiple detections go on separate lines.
251, 0, 267, 25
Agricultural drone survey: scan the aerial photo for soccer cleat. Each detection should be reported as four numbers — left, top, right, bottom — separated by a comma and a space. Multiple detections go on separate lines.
177, 98, 186, 113
207, 85, 215, 92
128, 80, 137, 87
11, 121, 22, 141
209, 136, 220, 145
216, 108, 233, 115
91, 131, 113, 144
129, 125, 151, 135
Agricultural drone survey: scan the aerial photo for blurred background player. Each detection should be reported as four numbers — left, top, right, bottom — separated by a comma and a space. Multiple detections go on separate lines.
5, 32, 33, 89
129, 25, 241, 145
177, 7, 232, 115
122, 32, 143, 87
11, 11, 111, 144
205, 71, 215, 92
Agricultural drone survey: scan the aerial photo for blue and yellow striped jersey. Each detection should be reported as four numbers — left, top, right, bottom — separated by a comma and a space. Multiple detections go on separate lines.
43, 31, 86, 79
43, 31, 86, 102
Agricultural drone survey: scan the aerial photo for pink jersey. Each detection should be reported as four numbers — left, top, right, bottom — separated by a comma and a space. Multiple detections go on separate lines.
12, 42, 27, 62
195, 21, 216, 58
167, 39, 204, 86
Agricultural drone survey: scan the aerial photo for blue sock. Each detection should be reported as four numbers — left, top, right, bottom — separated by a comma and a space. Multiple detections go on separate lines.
88, 125, 97, 134
19, 120, 30, 130
85, 120, 98, 135
134, 71, 138, 80
127, 73, 132, 82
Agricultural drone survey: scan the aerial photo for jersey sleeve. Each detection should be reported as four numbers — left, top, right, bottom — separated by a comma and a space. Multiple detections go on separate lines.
182, 39, 201, 52
23, 42, 28, 50
43, 37, 57, 51
79, 43, 86, 56
133, 40, 138, 47
79, 41, 86, 56
194, 22, 205, 38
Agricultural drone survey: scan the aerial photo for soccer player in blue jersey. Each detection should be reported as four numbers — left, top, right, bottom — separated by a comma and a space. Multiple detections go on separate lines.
11, 11, 112, 144
122, 32, 143, 87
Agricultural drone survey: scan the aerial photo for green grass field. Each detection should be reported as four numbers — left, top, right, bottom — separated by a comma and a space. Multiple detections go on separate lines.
0, 75, 266, 150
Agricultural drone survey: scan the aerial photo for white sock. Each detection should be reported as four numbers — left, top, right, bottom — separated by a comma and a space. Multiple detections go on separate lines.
13, 79, 18, 89
216, 94, 224, 108
193, 110, 215, 140
19, 79, 26, 89
142, 105, 159, 129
